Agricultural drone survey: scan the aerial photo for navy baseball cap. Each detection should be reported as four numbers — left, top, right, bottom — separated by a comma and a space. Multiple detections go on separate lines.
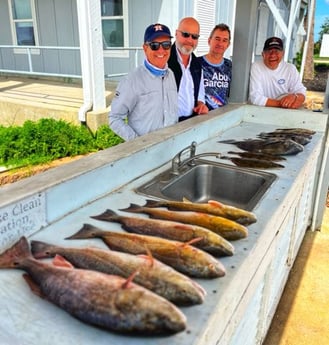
144, 23, 172, 43
263, 37, 284, 51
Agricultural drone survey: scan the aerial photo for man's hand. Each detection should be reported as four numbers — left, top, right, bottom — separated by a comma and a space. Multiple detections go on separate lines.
279, 93, 305, 109
193, 101, 209, 115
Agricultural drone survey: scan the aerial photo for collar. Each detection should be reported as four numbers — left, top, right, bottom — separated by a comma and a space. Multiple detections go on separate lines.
144, 59, 168, 77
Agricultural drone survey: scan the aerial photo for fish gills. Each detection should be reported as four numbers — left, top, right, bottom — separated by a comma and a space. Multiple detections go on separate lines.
0, 237, 187, 334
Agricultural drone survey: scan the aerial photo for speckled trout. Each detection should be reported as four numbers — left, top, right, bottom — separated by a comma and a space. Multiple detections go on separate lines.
31, 240, 206, 305
143, 198, 257, 226
0, 237, 187, 334
120, 203, 248, 240
66, 224, 226, 278
91, 209, 234, 256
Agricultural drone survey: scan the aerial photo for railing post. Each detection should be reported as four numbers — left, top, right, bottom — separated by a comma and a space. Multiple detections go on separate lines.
26, 47, 33, 72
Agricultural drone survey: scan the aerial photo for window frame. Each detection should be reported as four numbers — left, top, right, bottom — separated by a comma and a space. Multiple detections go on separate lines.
8, 0, 39, 54
101, 0, 129, 58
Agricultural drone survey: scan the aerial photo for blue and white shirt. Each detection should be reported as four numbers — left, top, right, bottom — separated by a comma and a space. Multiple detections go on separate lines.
198, 56, 232, 110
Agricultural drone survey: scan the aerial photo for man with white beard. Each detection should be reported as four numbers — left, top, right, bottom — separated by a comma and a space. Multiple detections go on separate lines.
168, 17, 208, 121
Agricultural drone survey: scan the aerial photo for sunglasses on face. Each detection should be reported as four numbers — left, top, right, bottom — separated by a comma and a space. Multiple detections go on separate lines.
147, 41, 172, 51
178, 30, 200, 40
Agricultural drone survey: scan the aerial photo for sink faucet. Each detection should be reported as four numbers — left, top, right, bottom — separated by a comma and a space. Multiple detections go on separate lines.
171, 142, 220, 175
171, 141, 197, 175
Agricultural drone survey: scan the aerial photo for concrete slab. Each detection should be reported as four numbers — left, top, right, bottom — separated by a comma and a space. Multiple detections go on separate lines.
0, 76, 117, 128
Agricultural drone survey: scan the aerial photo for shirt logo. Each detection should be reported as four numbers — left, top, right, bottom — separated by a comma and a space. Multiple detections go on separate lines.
278, 79, 285, 85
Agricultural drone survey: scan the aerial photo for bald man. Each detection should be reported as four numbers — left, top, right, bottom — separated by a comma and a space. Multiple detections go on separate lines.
168, 17, 208, 121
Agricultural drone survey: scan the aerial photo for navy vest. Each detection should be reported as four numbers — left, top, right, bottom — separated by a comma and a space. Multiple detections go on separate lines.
168, 43, 202, 117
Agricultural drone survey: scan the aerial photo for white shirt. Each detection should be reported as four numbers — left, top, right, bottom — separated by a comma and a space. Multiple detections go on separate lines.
176, 47, 206, 116
249, 60, 306, 106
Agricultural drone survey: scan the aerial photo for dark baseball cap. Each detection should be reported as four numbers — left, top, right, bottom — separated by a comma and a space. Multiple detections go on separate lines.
144, 23, 172, 43
263, 37, 284, 51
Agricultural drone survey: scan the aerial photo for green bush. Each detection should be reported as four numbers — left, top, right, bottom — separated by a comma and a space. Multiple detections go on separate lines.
0, 119, 123, 168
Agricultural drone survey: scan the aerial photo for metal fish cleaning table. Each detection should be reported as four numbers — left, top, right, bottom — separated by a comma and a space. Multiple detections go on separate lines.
0, 104, 328, 345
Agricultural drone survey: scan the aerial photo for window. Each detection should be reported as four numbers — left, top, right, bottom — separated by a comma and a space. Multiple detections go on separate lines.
101, 0, 128, 57
9, 0, 38, 46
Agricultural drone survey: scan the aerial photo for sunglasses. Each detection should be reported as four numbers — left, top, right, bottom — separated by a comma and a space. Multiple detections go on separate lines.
147, 41, 172, 51
178, 30, 200, 40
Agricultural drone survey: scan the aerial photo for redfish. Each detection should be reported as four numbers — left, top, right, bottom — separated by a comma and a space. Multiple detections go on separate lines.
143, 198, 257, 226
31, 240, 206, 305
120, 204, 248, 240
66, 224, 226, 278
91, 209, 234, 256
0, 237, 186, 334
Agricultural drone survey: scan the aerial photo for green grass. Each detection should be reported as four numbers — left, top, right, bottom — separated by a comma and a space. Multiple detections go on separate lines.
0, 118, 124, 169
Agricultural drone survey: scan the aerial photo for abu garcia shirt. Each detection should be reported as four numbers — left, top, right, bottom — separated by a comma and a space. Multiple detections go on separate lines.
199, 56, 232, 110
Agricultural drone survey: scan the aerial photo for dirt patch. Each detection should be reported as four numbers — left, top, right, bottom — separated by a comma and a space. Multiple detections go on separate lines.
303, 64, 329, 92
0, 155, 85, 186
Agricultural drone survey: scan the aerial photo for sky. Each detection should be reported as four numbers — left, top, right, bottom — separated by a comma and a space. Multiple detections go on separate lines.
314, 0, 329, 41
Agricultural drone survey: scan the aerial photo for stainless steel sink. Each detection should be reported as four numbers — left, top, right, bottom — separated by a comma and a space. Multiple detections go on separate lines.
136, 159, 276, 211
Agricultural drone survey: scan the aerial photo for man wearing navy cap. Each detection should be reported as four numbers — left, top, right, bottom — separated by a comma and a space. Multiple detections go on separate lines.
249, 36, 306, 109
109, 23, 178, 141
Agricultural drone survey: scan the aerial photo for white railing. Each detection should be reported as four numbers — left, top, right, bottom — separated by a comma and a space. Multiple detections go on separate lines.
0, 45, 143, 79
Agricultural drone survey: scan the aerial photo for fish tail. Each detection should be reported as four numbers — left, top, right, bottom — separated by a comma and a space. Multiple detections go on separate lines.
65, 223, 104, 240
119, 203, 144, 213
90, 209, 119, 222
0, 237, 31, 268
143, 199, 162, 208
30, 240, 54, 259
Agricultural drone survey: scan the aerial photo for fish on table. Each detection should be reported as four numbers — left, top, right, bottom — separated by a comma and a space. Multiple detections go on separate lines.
91, 209, 234, 257
218, 138, 304, 155
227, 151, 286, 162
66, 224, 226, 279
220, 156, 285, 169
257, 133, 312, 146
120, 203, 248, 241
142, 198, 257, 226
31, 240, 206, 306
0, 237, 187, 334
271, 128, 316, 136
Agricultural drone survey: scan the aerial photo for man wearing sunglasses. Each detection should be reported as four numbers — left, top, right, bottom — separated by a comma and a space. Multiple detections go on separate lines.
249, 37, 306, 109
109, 23, 178, 141
168, 17, 208, 121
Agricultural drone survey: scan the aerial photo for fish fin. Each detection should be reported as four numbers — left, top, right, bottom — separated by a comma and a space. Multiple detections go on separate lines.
52, 254, 74, 268
143, 245, 155, 268
180, 237, 203, 247
22, 273, 45, 298
208, 200, 225, 208
90, 209, 118, 221
122, 270, 139, 288
182, 197, 192, 203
